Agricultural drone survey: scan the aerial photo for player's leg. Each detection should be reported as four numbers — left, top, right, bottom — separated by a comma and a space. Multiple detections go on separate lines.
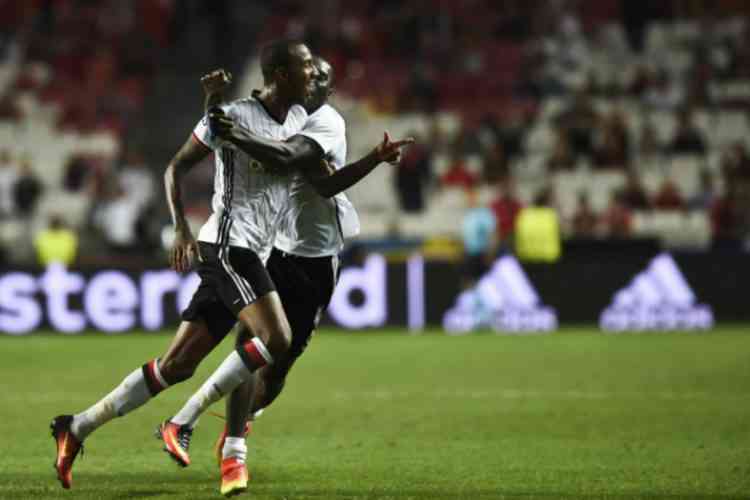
154, 315, 236, 467
162, 246, 292, 482
246, 249, 336, 414
215, 250, 338, 474
53, 247, 235, 488
218, 326, 258, 464
168, 292, 291, 432
213, 328, 289, 467
51, 319, 218, 488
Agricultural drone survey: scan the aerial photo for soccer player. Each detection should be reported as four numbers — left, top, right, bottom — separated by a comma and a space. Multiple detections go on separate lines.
50, 39, 317, 490
166, 59, 413, 496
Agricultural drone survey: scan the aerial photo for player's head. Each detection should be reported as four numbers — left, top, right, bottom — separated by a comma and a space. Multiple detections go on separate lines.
260, 39, 315, 104
304, 56, 334, 113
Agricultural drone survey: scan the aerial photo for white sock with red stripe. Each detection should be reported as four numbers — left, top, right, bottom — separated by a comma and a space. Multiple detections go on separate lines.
71, 360, 168, 440
171, 339, 272, 428
223, 437, 247, 463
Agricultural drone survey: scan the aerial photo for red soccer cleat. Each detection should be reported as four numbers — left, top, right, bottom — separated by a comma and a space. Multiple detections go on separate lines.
156, 420, 192, 467
220, 457, 248, 497
50, 415, 83, 489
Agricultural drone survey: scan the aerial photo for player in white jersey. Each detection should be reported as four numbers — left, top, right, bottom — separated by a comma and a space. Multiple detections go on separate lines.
49, 40, 318, 490
166, 59, 413, 496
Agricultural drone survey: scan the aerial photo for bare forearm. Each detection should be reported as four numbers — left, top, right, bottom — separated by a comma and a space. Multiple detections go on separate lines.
164, 163, 190, 232
163, 136, 209, 232
312, 151, 380, 198
227, 129, 298, 170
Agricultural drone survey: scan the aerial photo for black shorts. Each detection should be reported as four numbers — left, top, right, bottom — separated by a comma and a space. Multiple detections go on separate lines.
181, 242, 275, 341
266, 247, 340, 360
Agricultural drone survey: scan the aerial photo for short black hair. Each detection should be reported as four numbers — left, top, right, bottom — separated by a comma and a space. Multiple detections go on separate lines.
260, 39, 303, 82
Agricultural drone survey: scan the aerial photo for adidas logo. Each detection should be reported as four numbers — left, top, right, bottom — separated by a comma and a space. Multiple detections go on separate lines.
600, 253, 713, 332
443, 255, 557, 334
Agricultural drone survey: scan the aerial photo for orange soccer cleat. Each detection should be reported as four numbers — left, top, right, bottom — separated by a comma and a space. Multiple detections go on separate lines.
156, 420, 192, 467
220, 457, 248, 497
50, 415, 83, 489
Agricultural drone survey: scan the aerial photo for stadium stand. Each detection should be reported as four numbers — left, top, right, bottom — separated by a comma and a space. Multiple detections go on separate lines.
1, 0, 749, 265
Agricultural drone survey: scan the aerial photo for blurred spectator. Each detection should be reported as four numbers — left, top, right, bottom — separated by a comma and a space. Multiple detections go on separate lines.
481, 143, 509, 183
571, 192, 598, 237
475, 114, 501, 154
546, 130, 576, 170
643, 72, 684, 110
711, 184, 743, 249
0, 92, 21, 120
721, 142, 750, 183
441, 151, 477, 189
515, 187, 561, 262
394, 134, 431, 212
638, 119, 661, 157
461, 189, 496, 284
401, 63, 438, 112
600, 190, 632, 238
593, 108, 630, 168
669, 109, 706, 155
427, 121, 449, 155
688, 170, 716, 211
497, 109, 529, 160
490, 177, 522, 242
621, 170, 650, 210
652, 179, 684, 210
95, 186, 141, 252
12, 156, 43, 216
62, 155, 91, 192
34, 215, 78, 267
0, 149, 17, 217
554, 90, 599, 156
118, 149, 155, 210
628, 64, 652, 97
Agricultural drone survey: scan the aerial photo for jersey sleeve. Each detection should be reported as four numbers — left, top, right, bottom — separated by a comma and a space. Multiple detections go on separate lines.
297, 106, 346, 156
191, 103, 236, 150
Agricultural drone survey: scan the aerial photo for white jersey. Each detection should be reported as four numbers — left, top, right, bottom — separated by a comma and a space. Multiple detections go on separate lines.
193, 96, 308, 262
274, 104, 361, 258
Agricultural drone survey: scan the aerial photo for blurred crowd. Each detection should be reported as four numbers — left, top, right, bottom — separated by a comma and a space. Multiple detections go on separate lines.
1, 0, 749, 268
0, 0, 242, 266
0, 145, 160, 265
263, 0, 750, 254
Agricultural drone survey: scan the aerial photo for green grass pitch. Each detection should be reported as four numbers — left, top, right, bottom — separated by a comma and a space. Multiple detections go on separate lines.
1, 327, 749, 499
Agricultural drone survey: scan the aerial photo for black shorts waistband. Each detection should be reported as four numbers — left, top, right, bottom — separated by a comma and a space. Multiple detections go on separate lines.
273, 248, 336, 262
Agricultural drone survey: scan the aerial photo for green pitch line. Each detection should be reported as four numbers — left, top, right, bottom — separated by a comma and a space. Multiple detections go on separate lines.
1, 327, 749, 499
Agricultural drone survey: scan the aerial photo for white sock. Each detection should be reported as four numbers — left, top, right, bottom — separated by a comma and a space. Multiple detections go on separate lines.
171, 350, 254, 427
223, 436, 247, 463
71, 366, 152, 440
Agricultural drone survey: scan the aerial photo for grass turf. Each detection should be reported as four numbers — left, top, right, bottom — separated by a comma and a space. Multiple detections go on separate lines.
0, 327, 749, 500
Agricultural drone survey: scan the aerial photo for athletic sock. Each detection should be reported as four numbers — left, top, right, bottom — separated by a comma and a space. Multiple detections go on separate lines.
171, 339, 272, 428
222, 437, 247, 463
71, 359, 169, 440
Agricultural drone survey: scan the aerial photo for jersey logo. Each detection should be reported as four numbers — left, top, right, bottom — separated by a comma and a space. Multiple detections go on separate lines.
442, 255, 557, 334
599, 253, 713, 332
248, 158, 265, 172
246, 157, 286, 177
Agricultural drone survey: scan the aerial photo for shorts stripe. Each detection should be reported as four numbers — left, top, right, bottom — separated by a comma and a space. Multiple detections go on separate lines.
220, 244, 256, 304
214, 148, 256, 306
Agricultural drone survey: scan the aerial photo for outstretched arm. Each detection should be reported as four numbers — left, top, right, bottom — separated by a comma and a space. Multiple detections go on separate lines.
164, 136, 211, 272
209, 109, 321, 171
305, 132, 415, 198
